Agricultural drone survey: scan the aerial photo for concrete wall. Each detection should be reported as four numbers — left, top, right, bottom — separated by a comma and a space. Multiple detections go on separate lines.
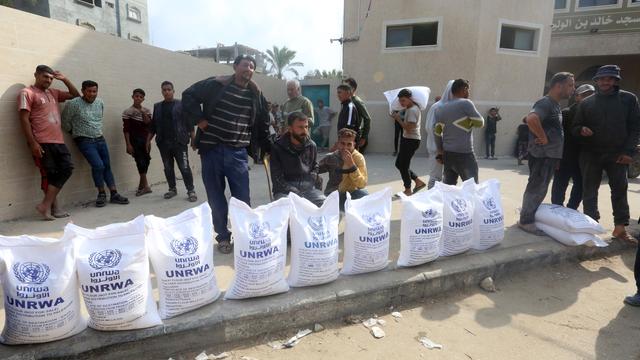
342, 0, 554, 155
0, 6, 286, 221
548, 55, 640, 96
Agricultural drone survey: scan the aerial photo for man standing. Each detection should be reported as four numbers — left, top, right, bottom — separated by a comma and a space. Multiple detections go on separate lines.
572, 65, 639, 246
518, 72, 575, 235
314, 99, 336, 148
434, 79, 484, 185
336, 84, 361, 145
282, 79, 314, 126
18, 65, 78, 220
148, 81, 197, 202
485, 107, 501, 159
123, 88, 153, 196
551, 84, 595, 210
270, 112, 325, 207
182, 55, 271, 254
62, 81, 129, 207
344, 78, 372, 152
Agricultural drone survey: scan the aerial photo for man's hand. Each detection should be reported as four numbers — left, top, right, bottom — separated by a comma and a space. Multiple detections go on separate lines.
616, 154, 634, 165
52, 71, 66, 81
341, 150, 355, 169
580, 127, 593, 137
30, 142, 44, 158
141, 109, 151, 124
358, 138, 366, 148
197, 120, 208, 130
534, 136, 549, 145
126, 144, 134, 155
391, 113, 400, 122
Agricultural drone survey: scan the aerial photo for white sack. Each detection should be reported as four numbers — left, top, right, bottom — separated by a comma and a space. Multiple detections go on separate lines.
397, 189, 443, 267
537, 222, 609, 247
535, 204, 605, 234
145, 203, 220, 319
0, 235, 86, 344
66, 215, 162, 331
470, 179, 505, 250
342, 188, 392, 275
225, 197, 291, 299
437, 181, 475, 256
288, 191, 340, 287
383, 86, 431, 113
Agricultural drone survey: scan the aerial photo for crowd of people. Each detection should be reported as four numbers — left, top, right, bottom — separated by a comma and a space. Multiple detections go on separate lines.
17, 57, 640, 306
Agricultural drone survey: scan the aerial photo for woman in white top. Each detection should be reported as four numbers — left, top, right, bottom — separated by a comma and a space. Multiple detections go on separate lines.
392, 89, 426, 196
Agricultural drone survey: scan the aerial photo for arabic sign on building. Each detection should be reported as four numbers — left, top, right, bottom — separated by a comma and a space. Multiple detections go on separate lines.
552, 11, 640, 35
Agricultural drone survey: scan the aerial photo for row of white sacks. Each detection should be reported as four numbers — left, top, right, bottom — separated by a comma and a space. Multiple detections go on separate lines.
0, 178, 604, 345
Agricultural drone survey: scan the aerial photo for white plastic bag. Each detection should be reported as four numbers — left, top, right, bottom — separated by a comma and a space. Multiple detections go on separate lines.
288, 191, 340, 287
536, 222, 609, 247
342, 188, 392, 275
470, 179, 505, 250
65, 215, 162, 331
225, 197, 291, 299
437, 181, 475, 256
0, 235, 86, 344
383, 86, 431, 112
397, 189, 443, 267
145, 203, 220, 319
535, 204, 605, 234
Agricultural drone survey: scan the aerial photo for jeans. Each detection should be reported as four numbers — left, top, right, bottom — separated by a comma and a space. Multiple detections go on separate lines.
485, 133, 496, 157
395, 137, 420, 188
579, 151, 630, 226
551, 153, 582, 210
519, 156, 559, 225
275, 183, 326, 208
339, 188, 368, 210
75, 136, 116, 189
200, 144, 251, 242
158, 143, 194, 192
443, 151, 479, 185
635, 243, 640, 293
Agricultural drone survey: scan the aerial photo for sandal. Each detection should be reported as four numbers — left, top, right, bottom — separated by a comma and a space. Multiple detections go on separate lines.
413, 183, 427, 194
164, 189, 177, 199
110, 193, 129, 205
612, 232, 638, 244
136, 188, 152, 197
187, 191, 197, 202
217, 240, 233, 254
52, 211, 70, 218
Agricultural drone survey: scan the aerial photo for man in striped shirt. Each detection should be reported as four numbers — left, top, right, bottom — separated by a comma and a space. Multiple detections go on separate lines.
182, 55, 271, 254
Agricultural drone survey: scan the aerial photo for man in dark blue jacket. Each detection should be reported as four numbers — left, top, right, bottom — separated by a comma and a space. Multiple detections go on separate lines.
148, 81, 197, 202
182, 55, 271, 254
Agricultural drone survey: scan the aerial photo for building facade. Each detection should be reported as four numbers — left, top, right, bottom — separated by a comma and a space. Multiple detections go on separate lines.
548, 0, 640, 95
181, 43, 268, 73
3, 0, 149, 43
342, 0, 555, 155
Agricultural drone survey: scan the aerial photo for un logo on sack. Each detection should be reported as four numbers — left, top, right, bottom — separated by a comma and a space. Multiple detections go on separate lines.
89, 249, 122, 270
451, 199, 467, 214
363, 212, 383, 227
307, 216, 326, 232
422, 209, 438, 219
249, 222, 270, 239
13, 262, 50, 284
483, 198, 497, 211
170, 236, 199, 256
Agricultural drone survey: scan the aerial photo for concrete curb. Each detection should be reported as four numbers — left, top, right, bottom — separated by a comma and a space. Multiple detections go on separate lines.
1, 239, 633, 359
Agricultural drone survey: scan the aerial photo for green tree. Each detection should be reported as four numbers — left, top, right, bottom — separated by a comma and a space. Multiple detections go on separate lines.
304, 69, 343, 80
265, 45, 304, 79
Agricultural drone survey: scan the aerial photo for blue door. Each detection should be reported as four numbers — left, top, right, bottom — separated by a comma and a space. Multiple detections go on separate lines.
302, 85, 331, 146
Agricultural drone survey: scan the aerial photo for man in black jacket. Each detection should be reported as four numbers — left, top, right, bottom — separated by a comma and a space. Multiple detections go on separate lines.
336, 84, 361, 146
182, 55, 271, 254
572, 65, 639, 245
270, 112, 325, 207
148, 81, 197, 202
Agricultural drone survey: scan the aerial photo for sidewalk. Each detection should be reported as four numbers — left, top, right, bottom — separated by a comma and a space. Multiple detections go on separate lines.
0, 155, 638, 359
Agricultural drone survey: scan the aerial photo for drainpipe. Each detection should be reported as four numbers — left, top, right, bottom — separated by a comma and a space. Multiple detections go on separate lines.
115, 0, 122, 38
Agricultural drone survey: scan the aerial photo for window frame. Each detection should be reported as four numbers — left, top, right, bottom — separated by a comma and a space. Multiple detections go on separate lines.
554, 0, 571, 13
75, 0, 101, 7
629, 0, 640, 7
574, 0, 622, 12
496, 19, 544, 57
381, 17, 443, 53
127, 5, 142, 22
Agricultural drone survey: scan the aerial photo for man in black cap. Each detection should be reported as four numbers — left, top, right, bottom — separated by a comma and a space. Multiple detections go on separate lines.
572, 65, 640, 306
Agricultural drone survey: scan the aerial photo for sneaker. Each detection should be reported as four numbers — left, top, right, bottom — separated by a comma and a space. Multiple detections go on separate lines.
624, 293, 640, 307
187, 191, 197, 202
110, 193, 129, 205
96, 192, 107, 208
164, 189, 177, 199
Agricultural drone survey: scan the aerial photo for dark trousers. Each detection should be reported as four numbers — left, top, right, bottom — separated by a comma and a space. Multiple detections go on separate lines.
551, 153, 583, 210
443, 151, 479, 185
394, 122, 402, 153
339, 189, 368, 210
635, 243, 640, 293
485, 133, 496, 157
200, 144, 251, 242
130, 136, 151, 174
519, 156, 559, 224
275, 184, 326, 208
579, 152, 630, 226
158, 143, 194, 192
75, 136, 116, 189
395, 137, 420, 189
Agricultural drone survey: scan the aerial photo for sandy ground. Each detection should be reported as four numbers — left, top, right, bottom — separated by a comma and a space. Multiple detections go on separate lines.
179, 252, 640, 360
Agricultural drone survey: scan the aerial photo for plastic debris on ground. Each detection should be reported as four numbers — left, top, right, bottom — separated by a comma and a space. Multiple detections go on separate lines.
480, 277, 497, 292
345, 315, 363, 324
370, 326, 386, 339
419, 336, 443, 350
269, 329, 313, 349
314, 323, 325, 332
363, 318, 378, 328
391, 311, 403, 319
194, 352, 230, 360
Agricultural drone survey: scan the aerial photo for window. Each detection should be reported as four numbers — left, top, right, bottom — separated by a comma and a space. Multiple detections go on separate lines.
79, 22, 96, 30
555, 0, 567, 9
497, 20, 543, 56
75, 0, 102, 7
128, 34, 142, 42
575, 0, 622, 10
127, 6, 141, 21
382, 17, 442, 52
630, 0, 640, 7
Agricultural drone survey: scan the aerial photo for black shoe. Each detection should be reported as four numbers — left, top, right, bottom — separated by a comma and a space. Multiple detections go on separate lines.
624, 293, 640, 307
110, 193, 129, 205
187, 191, 197, 202
96, 192, 107, 208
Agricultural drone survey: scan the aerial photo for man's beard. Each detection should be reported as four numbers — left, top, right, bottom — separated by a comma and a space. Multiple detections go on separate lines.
292, 133, 309, 144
